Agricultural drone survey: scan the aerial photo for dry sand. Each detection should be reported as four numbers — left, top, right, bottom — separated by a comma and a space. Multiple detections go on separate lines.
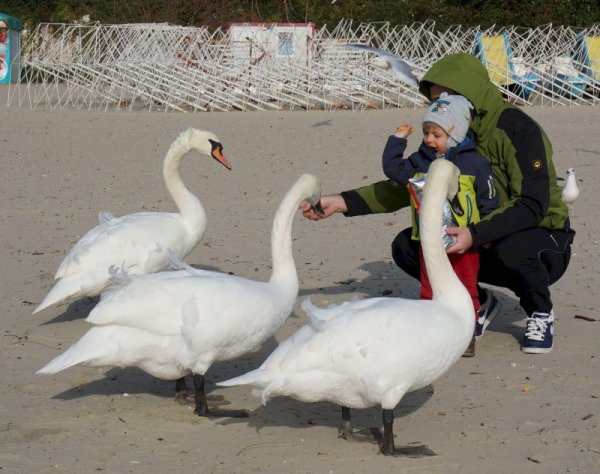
1, 85, 599, 473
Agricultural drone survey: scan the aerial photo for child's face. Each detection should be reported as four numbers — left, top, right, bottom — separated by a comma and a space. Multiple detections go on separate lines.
422, 123, 449, 155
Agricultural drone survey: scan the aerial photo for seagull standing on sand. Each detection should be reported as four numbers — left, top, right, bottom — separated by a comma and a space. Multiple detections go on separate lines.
344, 44, 419, 88
561, 168, 580, 204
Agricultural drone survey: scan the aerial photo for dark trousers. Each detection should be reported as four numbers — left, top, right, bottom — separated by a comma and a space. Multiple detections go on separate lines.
391, 226, 575, 316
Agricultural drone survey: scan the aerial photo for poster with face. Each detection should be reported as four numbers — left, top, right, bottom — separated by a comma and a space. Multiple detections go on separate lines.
0, 19, 9, 82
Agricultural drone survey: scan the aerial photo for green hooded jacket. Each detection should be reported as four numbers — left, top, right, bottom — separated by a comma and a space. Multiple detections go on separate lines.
341, 53, 570, 247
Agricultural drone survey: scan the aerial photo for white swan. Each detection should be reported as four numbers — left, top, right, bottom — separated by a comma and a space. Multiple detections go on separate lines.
219, 159, 474, 455
561, 168, 580, 204
37, 173, 322, 418
33, 128, 231, 314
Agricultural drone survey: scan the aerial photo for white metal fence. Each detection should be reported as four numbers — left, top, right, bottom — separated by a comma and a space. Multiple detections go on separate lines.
8, 20, 600, 111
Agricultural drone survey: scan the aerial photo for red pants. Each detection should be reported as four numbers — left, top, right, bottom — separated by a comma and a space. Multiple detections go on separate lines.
419, 247, 480, 318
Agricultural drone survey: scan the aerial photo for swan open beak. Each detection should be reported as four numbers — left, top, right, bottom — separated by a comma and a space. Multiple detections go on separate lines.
311, 200, 325, 218
449, 194, 464, 216
447, 180, 464, 216
209, 140, 232, 170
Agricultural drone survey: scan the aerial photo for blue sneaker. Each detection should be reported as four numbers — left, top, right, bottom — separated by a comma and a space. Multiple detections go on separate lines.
476, 290, 500, 337
521, 310, 554, 354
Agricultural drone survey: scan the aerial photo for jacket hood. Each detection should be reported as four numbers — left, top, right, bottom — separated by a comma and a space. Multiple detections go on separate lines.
419, 53, 507, 143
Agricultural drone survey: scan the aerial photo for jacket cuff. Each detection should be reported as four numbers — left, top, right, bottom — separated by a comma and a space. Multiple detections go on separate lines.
340, 190, 372, 216
468, 223, 485, 248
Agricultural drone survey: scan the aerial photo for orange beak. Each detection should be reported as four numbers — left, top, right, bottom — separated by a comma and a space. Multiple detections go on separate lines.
210, 140, 231, 170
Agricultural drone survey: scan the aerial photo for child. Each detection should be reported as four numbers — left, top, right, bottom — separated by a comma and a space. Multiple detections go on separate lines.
382, 92, 499, 356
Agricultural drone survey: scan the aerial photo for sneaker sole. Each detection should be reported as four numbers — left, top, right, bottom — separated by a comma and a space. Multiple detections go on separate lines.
521, 346, 553, 354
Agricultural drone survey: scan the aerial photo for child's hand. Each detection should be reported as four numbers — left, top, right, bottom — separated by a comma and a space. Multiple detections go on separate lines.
394, 124, 415, 139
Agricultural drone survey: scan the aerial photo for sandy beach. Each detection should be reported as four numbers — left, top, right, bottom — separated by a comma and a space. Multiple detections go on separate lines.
1, 85, 599, 473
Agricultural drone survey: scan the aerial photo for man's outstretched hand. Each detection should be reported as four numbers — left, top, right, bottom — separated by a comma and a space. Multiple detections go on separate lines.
299, 194, 348, 221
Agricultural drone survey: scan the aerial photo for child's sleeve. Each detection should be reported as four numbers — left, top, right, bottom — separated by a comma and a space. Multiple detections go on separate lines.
381, 136, 421, 184
475, 160, 500, 216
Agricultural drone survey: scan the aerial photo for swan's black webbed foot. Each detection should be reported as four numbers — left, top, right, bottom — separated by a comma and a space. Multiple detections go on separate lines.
191, 374, 247, 418
206, 394, 227, 405
378, 409, 437, 457
175, 377, 229, 407
381, 444, 438, 457
337, 406, 377, 443
204, 408, 250, 419
339, 428, 377, 443
175, 393, 193, 405
194, 402, 249, 419
174, 377, 193, 405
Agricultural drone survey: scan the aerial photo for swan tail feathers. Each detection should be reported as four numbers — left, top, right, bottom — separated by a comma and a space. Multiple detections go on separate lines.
167, 252, 192, 271
33, 277, 84, 314
37, 339, 96, 375
300, 296, 316, 313
302, 298, 326, 330
34, 267, 114, 313
37, 349, 87, 375
215, 375, 272, 405
37, 327, 117, 375
36, 266, 136, 313
301, 297, 340, 330
222, 374, 330, 407
98, 211, 115, 225
217, 369, 268, 389
218, 371, 284, 406
33, 293, 57, 314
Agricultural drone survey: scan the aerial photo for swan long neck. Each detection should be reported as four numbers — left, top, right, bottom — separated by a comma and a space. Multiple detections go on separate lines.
268, 182, 307, 294
419, 166, 472, 317
162, 136, 206, 223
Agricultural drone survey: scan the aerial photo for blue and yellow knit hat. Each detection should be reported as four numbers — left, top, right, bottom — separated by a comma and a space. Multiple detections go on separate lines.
422, 92, 473, 147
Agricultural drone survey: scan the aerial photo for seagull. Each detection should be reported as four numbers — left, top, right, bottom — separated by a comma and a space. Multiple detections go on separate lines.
344, 44, 419, 88
561, 168, 580, 204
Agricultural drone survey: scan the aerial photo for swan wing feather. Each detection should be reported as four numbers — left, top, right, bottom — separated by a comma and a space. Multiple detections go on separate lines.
87, 271, 200, 335
180, 279, 290, 360
88, 272, 291, 353
55, 212, 194, 279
